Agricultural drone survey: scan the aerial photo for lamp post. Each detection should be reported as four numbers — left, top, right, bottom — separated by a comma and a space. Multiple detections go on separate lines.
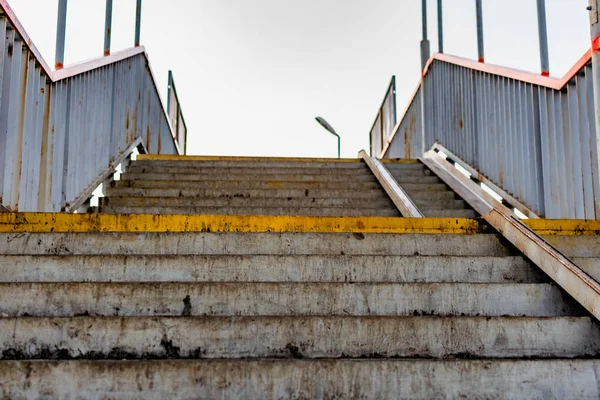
315, 117, 340, 159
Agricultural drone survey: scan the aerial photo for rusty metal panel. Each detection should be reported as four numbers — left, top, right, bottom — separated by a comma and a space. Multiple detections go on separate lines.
168, 71, 187, 155
370, 77, 396, 157
380, 52, 600, 218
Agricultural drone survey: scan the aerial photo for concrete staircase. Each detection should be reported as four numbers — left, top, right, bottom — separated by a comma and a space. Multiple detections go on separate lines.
385, 161, 478, 218
101, 157, 401, 217
1, 156, 599, 398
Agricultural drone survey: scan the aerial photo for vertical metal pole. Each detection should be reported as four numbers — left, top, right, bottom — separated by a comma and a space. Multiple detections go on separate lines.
420, 0, 431, 72
55, 0, 68, 69
104, 0, 113, 56
475, 0, 484, 63
337, 136, 341, 159
135, 0, 142, 47
437, 0, 444, 53
589, 0, 600, 219
537, 0, 550, 76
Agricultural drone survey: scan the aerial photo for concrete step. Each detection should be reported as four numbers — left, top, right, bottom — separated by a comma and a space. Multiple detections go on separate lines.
543, 236, 600, 258
414, 198, 469, 209
572, 258, 600, 283
422, 209, 479, 218
0, 255, 544, 283
388, 170, 433, 178
120, 172, 379, 183
382, 163, 426, 170
100, 196, 396, 209
0, 283, 578, 317
405, 190, 457, 201
0, 233, 516, 256
99, 205, 401, 217
127, 165, 375, 176
132, 159, 367, 169
113, 179, 383, 191
0, 232, 515, 256
388, 176, 439, 184
105, 187, 391, 200
2, 359, 598, 398
397, 183, 448, 192
2, 316, 598, 359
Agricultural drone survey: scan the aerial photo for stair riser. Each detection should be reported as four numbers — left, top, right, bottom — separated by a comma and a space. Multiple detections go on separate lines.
0, 233, 515, 256
99, 206, 400, 217
132, 160, 367, 169
422, 209, 479, 218
105, 187, 391, 199
120, 173, 379, 183
414, 199, 468, 209
0, 255, 543, 283
114, 180, 384, 190
2, 317, 598, 359
0, 283, 577, 317
101, 197, 396, 209
128, 166, 375, 176
1, 360, 597, 399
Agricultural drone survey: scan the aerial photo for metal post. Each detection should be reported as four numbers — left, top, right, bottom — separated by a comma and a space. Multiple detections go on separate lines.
537, 0, 550, 76
55, 0, 68, 69
420, 0, 431, 71
337, 135, 340, 159
437, 0, 443, 53
104, 0, 113, 56
135, 0, 142, 47
475, 0, 484, 63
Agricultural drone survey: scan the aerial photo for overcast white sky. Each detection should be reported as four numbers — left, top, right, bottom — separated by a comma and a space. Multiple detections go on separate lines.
6, 0, 591, 158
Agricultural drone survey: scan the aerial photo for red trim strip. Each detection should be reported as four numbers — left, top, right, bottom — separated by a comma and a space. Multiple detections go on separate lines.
592, 37, 600, 53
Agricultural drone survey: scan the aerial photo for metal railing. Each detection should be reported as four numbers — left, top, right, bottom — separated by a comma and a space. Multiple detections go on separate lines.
369, 76, 396, 156
0, 2, 182, 213
379, 51, 598, 220
168, 71, 188, 156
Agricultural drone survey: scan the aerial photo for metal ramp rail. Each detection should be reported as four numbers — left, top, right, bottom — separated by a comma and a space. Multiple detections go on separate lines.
0, 1, 185, 213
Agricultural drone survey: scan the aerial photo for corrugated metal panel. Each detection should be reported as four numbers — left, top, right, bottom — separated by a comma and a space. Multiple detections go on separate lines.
383, 54, 599, 219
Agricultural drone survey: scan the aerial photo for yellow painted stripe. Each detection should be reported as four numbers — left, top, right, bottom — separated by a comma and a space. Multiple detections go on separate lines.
138, 155, 361, 163
524, 219, 600, 236
380, 158, 421, 164
0, 213, 489, 234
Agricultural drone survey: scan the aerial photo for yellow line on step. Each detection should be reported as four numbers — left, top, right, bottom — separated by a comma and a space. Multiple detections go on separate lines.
523, 219, 600, 236
0, 213, 489, 234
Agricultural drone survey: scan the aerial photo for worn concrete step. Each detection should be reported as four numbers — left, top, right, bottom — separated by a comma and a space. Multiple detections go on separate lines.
397, 183, 448, 192
99, 205, 401, 217
100, 196, 395, 209
388, 170, 433, 178
0, 255, 543, 283
422, 209, 479, 218
413, 198, 469, 209
382, 162, 425, 170
389, 176, 439, 184
127, 165, 375, 176
572, 258, 600, 283
2, 316, 598, 359
132, 159, 367, 169
0, 283, 578, 317
405, 190, 457, 201
543, 236, 600, 258
2, 359, 598, 399
0, 232, 515, 256
113, 179, 384, 191
105, 187, 390, 200
121, 172, 379, 183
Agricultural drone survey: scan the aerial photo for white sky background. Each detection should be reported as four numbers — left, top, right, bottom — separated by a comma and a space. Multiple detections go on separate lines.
6, 0, 591, 158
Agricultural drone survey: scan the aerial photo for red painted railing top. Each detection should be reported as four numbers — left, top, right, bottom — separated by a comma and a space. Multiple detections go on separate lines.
0, 0, 147, 82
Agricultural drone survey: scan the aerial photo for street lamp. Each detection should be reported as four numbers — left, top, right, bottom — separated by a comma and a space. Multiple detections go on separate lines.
315, 117, 340, 159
